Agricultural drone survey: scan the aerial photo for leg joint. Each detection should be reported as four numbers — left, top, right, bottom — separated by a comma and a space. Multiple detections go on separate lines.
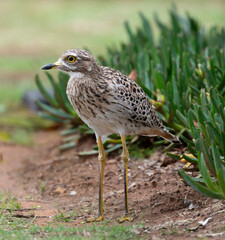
121, 149, 129, 163
98, 153, 105, 162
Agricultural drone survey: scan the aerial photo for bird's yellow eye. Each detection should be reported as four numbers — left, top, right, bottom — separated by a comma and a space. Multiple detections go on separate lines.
66, 55, 77, 63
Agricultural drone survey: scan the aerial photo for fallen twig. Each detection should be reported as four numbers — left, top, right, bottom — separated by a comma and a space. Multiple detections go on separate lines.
12, 214, 49, 219
0, 208, 45, 212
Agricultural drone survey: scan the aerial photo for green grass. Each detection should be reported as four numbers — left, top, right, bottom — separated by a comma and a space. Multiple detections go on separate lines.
0, 223, 143, 240
0, 191, 28, 235
0, 192, 143, 240
0, 191, 21, 210
1, 0, 225, 57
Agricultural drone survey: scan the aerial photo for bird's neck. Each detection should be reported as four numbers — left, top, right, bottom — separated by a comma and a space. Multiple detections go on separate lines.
68, 72, 85, 78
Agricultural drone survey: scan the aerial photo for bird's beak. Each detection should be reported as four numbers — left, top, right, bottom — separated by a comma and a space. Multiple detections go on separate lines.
41, 61, 62, 70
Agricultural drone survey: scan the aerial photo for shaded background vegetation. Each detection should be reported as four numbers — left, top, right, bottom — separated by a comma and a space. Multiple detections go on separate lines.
0, 0, 225, 107
0, 0, 224, 144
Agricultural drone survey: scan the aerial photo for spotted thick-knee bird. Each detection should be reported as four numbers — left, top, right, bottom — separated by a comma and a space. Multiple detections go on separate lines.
41, 49, 180, 222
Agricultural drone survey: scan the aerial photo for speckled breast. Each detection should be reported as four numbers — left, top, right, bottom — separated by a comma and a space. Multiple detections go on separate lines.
66, 76, 122, 136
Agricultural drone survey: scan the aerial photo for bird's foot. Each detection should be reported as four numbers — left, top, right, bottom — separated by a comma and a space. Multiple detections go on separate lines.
86, 215, 104, 223
117, 214, 133, 223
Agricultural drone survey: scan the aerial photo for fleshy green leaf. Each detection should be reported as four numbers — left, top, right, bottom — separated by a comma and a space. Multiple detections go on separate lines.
38, 112, 64, 123
35, 74, 58, 107
166, 152, 181, 160
179, 169, 225, 200
183, 154, 198, 164
58, 142, 76, 151
217, 169, 225, 195
36, 101, 75, 120
198, 153, 218, 192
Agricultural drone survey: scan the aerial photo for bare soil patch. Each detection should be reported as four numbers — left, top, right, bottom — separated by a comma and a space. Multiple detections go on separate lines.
0, 130, 225, 239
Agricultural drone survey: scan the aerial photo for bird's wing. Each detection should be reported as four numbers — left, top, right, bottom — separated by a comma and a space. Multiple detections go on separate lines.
102, 67, 164, 129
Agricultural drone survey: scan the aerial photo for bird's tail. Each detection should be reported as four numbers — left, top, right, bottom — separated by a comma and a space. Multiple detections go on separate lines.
140, 128, 181, 143
158, 129, 181, 143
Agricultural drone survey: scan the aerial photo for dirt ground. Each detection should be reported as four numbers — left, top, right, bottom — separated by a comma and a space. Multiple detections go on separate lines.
1, 130, 225, 239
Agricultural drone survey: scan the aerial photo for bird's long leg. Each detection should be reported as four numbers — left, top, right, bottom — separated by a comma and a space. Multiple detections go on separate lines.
118, 134, 133, 223
87, 136, 105, 222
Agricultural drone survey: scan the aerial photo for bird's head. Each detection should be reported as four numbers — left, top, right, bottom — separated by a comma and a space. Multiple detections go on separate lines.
41, 49, 100, 77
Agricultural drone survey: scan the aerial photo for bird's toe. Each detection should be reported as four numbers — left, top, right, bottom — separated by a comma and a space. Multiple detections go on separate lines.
86, 215, 104, 223
117, 214, 134, 223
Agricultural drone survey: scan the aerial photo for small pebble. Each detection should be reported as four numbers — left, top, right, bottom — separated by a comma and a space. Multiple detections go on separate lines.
70, 190, 77, 196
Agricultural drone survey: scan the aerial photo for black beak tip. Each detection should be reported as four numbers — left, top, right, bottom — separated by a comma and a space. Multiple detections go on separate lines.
41, 63, 56, 70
